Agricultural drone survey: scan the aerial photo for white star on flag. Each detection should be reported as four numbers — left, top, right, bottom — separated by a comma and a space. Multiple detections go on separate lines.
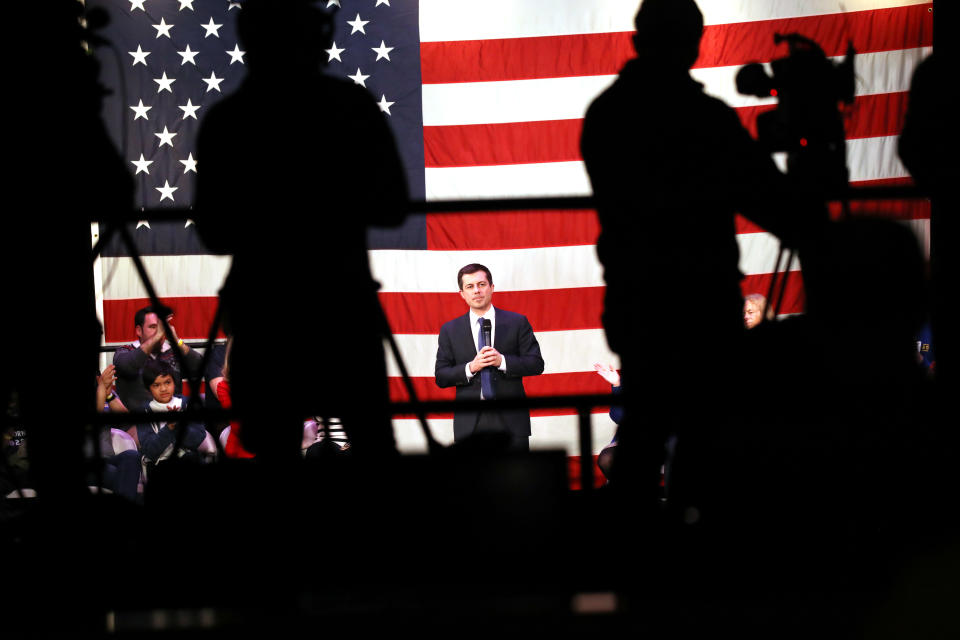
178, 99, 200, 120
372, 40, 394, 62
129, 0, 147, 11
228, 2, 241, 9
131, 153, 153, 175
136, 220, 151, 230
202, 17, 223, 38
226, 45, 246, 64
129, 45, 150, 66
325, 41, 345, 63
177, 45, 198, 65
185, 219, 196, 228
152, 17, 173, 39
376, 0, 391, 6
327, 1, 341, 8
348, 68, 369, 87
202, 72, 224, 92
154, 72, 175, 93
347, 14, 369, 35
130, 99, 152, 120
155, 126, 177, 147
178, 0, 194, 10
377, 94, 395, 116
156, 181, 178, 202
180, 153, 198, 174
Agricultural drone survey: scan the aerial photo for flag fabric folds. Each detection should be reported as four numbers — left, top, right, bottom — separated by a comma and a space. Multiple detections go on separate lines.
93, 0, 932, 460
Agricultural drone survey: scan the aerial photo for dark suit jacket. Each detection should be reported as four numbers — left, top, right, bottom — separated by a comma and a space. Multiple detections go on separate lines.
435, 308, 544, 442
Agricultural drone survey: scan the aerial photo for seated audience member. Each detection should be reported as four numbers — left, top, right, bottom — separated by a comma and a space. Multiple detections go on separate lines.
203, 342, 230, 443
113, 305, 202, 411
207, 339, 254, 459
209, 338, 319, 458
137, 359, 214, 473
743, 293, 772, 329
303, 417, 351, 460
91, 364, 140, 501
914, 323, 935, 375
593, 363, 622, 481
593, 362, 675, 495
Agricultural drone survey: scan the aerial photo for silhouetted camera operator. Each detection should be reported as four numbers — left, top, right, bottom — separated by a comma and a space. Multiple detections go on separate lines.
580, 0, 816, 513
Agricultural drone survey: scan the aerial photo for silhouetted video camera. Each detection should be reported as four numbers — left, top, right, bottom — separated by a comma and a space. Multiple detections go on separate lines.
737, 33, 855, 195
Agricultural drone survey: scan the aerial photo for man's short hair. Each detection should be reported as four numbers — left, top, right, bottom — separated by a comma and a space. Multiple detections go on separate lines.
633, 0, 703, 62
457, 264, 493, 290
142, 358, 175, 389
134, 304, 172, 329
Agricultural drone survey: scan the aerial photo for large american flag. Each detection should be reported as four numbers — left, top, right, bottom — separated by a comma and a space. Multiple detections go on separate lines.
92, 0, 932, 463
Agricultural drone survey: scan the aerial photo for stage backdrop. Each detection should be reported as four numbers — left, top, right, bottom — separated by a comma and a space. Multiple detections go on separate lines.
91, 0, 932, 468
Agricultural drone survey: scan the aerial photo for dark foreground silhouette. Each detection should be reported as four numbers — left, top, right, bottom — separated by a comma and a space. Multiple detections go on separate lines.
195, 0, 408, 461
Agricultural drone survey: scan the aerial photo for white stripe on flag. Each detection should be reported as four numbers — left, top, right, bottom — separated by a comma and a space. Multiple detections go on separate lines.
847, 135, 909, 182
370, 245, 606, 292
99, 232, 799, 301
392, 414, 619, 456
419, 0, 929, 42
423, 134, 907, 200
425, 161, 593, 200
100, 254, 232, 300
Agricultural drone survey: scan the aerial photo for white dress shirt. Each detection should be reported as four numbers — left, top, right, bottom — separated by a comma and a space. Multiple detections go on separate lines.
464, 306, 508, 387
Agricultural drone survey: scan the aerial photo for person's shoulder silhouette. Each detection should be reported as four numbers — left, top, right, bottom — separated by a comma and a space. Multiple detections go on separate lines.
194, 0, 407, 459
197, 0, 406, 257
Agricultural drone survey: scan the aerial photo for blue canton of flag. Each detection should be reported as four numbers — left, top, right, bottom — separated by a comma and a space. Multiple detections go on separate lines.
95, 0, 247, 211
93, 0, 425, 255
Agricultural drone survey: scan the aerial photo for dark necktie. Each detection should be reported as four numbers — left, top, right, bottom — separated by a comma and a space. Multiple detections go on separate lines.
477, 318, 495, 400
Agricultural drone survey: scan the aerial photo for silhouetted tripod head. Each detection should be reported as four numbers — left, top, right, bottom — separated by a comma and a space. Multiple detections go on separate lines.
737, 33, 856, 193
238, 0, 335, 76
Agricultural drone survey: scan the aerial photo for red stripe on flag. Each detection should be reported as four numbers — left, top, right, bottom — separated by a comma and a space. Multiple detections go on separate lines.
427, 209, 801, 252
424, 93, 909, 169
737, 92, 910, 141
420, 5, 932, 83
424, 120, 583, 168
830, 198, 930, 220
426, 209, 599, 249
380, 288, 606, 334
388, 371, 615, 418
422, 31, 632, 84
735, 215, 767, 235
103, 297, 222, 343
844, 176, 929, 220
387, 274, 808, 335
382, 274, 803, 336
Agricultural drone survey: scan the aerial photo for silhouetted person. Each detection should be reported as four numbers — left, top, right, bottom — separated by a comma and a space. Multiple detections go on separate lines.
580, 0, 811, 511
195, 1, 408, 462
4, 1, 132, 504
899, 52, 956, 388
754, 218, 933, 551
5, 3, 136, 634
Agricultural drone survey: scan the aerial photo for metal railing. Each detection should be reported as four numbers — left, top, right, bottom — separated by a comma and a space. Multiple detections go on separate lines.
89, 186, 929, 493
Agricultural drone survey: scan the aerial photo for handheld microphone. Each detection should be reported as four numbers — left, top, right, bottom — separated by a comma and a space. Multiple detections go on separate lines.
482, 319, 492, 350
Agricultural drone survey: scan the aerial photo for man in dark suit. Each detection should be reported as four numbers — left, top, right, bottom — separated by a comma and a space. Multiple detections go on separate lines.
435, 264, 544, 451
